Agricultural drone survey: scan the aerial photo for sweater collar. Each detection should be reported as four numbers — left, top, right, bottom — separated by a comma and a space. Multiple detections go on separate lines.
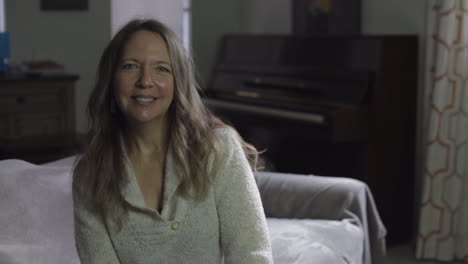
121, 142, 182, 218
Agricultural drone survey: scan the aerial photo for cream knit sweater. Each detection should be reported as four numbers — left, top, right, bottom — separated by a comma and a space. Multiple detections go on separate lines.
73, 127, 273, 264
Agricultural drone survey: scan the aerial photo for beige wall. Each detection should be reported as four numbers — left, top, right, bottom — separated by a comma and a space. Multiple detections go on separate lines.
111, 0, 183, 37
191, 0, 243, 88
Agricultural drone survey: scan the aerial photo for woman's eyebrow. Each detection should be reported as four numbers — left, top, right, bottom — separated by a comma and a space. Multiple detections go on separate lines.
153, 60, 172, 65
120, 58, 139, 63
120, 58, 171, 65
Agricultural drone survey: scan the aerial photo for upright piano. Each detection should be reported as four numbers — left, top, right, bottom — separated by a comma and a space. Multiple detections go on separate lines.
204, 35, 418, 245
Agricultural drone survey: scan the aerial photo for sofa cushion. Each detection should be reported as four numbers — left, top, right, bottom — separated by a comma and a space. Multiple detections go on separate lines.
267, 218, 364, 264
0, 159, 80, 264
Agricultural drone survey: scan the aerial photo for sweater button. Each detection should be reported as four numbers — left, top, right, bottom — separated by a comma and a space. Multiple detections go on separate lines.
171, 221, 180, 230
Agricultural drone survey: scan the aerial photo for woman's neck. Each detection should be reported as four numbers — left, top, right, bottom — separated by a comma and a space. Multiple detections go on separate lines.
125, 116, 170, 158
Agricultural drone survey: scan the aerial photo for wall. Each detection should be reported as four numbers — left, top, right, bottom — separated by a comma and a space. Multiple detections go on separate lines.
5, 0, 111, 133
111, 0, 183, 37
240, 0, 291, 34
191, 0, 243, 87
362, 0, 426, 35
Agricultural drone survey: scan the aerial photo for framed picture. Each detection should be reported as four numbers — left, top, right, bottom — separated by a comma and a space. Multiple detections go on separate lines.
40, 0, 88, 11
292, 0, 361, 35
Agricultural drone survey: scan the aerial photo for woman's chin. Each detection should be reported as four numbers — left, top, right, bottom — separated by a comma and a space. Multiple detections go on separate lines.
126, 112, 166, 125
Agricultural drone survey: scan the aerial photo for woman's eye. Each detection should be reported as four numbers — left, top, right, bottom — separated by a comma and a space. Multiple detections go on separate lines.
157, 66, 170, 73
122, 63, 138, 70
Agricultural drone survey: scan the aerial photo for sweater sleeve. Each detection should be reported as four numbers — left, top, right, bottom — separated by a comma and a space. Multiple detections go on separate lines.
213, 127, 273, 264
72, 183, 121, 264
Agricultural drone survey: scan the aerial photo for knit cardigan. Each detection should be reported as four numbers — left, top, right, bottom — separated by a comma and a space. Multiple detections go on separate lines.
73, 127, 273, 264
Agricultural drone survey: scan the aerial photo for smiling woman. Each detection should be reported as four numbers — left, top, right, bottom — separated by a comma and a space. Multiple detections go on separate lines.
72, 19, 273, 263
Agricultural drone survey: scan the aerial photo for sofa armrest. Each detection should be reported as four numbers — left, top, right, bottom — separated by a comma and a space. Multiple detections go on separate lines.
254, 171, 387, 264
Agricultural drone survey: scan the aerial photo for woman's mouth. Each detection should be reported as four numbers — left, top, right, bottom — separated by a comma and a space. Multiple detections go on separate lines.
132, 96, 157, 103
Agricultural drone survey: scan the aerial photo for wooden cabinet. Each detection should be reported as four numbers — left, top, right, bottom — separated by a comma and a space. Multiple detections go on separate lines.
0, 74, 80, 163
0, 74, 78, 137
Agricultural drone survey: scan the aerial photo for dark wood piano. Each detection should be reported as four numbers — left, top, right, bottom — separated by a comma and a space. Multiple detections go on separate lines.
203, 35, 417, 245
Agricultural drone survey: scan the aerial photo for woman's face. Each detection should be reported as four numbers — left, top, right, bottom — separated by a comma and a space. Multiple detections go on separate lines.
113, 30, 174, 124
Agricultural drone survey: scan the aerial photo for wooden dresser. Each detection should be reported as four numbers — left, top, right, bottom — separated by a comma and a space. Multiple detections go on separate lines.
0, 74, 80, 163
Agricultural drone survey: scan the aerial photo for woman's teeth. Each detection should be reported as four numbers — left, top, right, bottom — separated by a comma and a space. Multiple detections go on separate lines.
133, 97, 156, 103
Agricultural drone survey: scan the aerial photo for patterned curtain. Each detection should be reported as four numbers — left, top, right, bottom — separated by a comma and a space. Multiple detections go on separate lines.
417, 0, 468, 262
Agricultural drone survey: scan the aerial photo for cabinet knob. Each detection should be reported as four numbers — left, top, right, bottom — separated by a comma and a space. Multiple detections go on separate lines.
16, 96, 26, 104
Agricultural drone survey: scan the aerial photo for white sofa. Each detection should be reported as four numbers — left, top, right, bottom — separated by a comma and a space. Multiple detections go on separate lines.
0, 156, 386, 264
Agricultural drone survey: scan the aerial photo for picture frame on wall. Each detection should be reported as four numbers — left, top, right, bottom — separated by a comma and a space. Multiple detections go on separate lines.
292, 0, 361, 35
40, 0, 88, 11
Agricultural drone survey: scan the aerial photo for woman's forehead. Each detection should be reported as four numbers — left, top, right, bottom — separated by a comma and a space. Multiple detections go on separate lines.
120, 31, 168, 57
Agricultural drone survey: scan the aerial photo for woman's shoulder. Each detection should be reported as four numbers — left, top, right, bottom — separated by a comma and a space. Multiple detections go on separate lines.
212, 126, 241, 147
213, 125, 236, 136
207, 126, 249, 177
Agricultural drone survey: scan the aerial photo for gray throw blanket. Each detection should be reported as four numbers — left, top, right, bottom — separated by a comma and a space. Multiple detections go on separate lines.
254, 171, 387, 264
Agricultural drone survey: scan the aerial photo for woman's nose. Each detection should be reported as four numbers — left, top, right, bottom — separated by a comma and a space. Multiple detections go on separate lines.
137, 69, 154, 88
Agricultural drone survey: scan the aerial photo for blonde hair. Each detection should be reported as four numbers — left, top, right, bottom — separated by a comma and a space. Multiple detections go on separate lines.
73, 19, 261, 226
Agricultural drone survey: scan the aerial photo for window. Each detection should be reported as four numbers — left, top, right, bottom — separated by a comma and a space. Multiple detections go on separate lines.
0, 0, 5, 32
182, 0, 191, 50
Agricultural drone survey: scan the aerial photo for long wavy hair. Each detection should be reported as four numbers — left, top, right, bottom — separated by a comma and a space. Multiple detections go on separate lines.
73, 19, 261, 226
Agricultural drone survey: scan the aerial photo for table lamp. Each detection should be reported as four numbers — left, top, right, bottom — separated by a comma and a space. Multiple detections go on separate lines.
0, 31, 10, 72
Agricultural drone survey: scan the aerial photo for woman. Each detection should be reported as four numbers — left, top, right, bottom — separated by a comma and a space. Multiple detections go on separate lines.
72, 19, 273, 263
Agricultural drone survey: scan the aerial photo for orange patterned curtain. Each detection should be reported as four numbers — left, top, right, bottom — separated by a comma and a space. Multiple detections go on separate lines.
417, 0, 468, 262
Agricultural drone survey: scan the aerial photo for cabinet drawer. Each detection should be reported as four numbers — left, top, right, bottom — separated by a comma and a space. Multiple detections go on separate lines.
0, 87, 63, 113
14, 114, 64, 137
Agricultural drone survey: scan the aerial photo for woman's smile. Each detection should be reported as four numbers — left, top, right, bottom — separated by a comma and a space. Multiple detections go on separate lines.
131, 96, 158, 103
